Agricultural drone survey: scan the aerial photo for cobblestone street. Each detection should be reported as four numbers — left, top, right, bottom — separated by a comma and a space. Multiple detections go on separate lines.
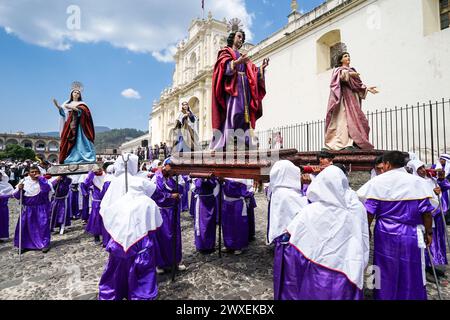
0, 176, 449, 300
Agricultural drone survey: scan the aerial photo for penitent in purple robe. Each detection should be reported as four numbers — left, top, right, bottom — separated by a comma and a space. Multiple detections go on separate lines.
425, 178, 450, 267
247, 194, 257, 241
69, 183, 81, 220
273, 236, 363, 300
438, 178, 450, 213
50, 177, 72, 230
364, 198, 435, 300
151, 172, 182, 269
221, 179, 252, 251
84, 172, 106, 237
191, 178, 217, 251
13, 177, 51, 250
181, 175, 190, 212
100, 181, 111, 247
98, 232, 158, 300
79, 180, 91, 222
0, 195, 11, 239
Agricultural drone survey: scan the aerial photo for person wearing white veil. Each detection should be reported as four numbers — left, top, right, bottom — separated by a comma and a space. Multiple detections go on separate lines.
274, 165, 369, 300
13, 165, 52, 253
358, 151, 434, 300
407, 159, 448, 279
268, 160, 308, 246
433, 154, 450, 178
84, 164, 108, 245
98, 153, 163, 300
0, 170, 14, 241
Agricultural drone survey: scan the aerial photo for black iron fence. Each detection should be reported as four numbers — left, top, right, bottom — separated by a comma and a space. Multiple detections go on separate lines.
256, 98, 450, 165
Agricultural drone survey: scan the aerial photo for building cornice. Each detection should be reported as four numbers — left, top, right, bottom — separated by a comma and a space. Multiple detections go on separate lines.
249, 0, 366, 61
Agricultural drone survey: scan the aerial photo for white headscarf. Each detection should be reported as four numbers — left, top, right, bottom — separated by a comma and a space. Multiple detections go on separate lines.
358, 167, 433, 202
104, 165, 115, 183
100, 153, 162, 252
268, 160, 308, 244
150, 160, 160, 170
407, 160, 440, 208
16, 176, 41, 197
0, 171, 14, 196
113, 153, 139, 177
287, 165, 370, 289
436, 154, 450, 178
93, 172, 106, 191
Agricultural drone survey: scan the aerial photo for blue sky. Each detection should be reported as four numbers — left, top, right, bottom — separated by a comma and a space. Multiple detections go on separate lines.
0, 0, 324, 134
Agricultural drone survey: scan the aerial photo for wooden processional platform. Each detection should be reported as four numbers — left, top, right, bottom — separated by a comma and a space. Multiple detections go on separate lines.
47, 162, 101, 176
170, 148, 385, 181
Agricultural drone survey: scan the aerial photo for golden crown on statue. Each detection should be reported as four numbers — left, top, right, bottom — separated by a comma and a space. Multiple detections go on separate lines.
227, 18, 243, 33
71, 81, 84, 92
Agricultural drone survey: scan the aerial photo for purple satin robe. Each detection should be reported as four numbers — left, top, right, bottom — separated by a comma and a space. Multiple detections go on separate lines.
0, 195, 10, 239
273, 236, 363, 300
79, 181, 91, 222
50, 177, 72, 229
181, 175, 190, 212
13, 177, 51, 250
151, 172, 182, 269
69, 183, 81, 220
84, 172, 106, 237
365, 198, 434, 300
192, 178, 217, 251
98, 232, 158, 300
221, 180, 252, 251
101, 181, 111, 247
247, 195, 257, 241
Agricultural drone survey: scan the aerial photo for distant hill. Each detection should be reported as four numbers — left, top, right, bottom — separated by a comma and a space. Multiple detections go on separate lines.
95, 128, 147, 151
30, 126, 111, 137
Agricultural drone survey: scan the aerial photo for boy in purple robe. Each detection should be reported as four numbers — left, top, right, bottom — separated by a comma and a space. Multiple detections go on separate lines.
69, 177, 81, 220
275, 165, 369, 300
79, 174, 91, 224
407, 160, 448, 280
85, 166, 107, 244
221, 178, 255, 255
358, 151, 434, 300
98, 154, 163, 300
13, 166, 51, 253
0, 170, 14, 241
191, 178, 219, 253
181, 175, 190, 212
151, 158, 186, 273
50, 175, 72, 234
100, 164, 114, 248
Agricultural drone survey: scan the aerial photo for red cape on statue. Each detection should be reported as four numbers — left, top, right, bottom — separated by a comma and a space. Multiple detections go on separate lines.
59, 104, 95, 163
211, 46, 266, 130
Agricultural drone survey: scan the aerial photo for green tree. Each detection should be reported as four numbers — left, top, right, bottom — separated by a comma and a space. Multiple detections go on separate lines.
0, 144, 36, 161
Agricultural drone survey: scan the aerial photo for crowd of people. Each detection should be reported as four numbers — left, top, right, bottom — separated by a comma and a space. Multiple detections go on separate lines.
0, 150, 449, 300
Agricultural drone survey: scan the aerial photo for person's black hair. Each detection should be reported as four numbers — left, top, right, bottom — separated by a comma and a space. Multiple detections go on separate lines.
29, 165, 40, 172
382, 151, 406, 168
102, 162, 111, 171
374, 155, 383, 166
335, 51, 350, 68
227, 30, 246, 48
68, 90, 83, 103
333, 163, 348, 176
317, 151, 335, 162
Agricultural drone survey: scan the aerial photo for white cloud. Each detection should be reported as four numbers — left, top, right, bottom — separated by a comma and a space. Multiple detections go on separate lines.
0, 0, 253, 63
121, 88, 141, 99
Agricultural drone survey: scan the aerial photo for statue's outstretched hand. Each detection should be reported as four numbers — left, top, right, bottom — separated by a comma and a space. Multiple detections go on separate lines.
368, 86, 379, 94
52, 98, 61, 109
262, 58, 270, 70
